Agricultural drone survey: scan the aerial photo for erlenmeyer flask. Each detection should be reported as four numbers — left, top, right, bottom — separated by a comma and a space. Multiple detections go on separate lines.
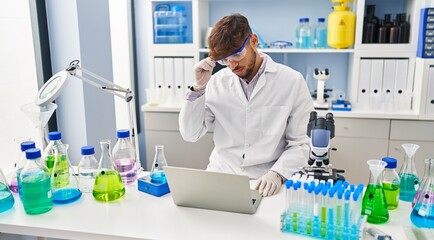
93, 140, 125, 202
9, 138, 32, 194
361, 160, 389, 224
150, 145, 168, 183
410, 158, 434, 228
399, 143, 420, 201
0, 168, 15, 213
413, 159, 430, 208
51, 144, 82, 205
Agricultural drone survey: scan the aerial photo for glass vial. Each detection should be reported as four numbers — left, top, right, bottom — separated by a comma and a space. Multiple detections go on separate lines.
78, 146, 99, 193
410, 158, 434, 228
381, 157, 400, 210
362, 160, 389, 224
20, 148, 53, 215
93, 140, 125, 202
314, 18, 327, 48
150, 145, 168, 183
42, 131, 65, 175
51, 144, 82, 205
0, 168, 15, 213
112, 129, 137, 184
399, 144, 420, 201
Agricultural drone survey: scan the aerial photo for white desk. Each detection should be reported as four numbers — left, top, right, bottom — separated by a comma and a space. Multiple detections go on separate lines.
0, 179, 426, 240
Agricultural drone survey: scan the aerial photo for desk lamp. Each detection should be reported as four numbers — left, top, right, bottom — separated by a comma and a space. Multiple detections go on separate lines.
34, 60, 140, 168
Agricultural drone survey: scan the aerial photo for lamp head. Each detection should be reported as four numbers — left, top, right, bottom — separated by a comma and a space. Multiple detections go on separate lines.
35, 70, 70, 106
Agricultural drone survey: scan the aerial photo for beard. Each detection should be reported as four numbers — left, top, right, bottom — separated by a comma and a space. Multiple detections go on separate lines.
233, 49, 257, 80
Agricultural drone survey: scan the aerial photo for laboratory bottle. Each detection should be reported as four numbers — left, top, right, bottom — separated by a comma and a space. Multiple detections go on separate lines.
413, 158, 431, 208
398, 143, 420, 201
377, 20, 387, 43
10, 140, 34, 195
327, 0, 355, 49
381, 157, 400, 210
314, 18, 327, 48
410, 158, 434, 228
295, 18, 305, 48
78, 146, 99, 193
389, 20, 399, 43
42, 131, 65, 175
362, 5, 379, 43
20, 148, 53, 215
112, 129, 137, 184
0, 168, 14, 213
50, 144, 82, 205
398, 13, 410, 43
93, 139, 125, 202
301, 18, 312, 49
150, 145, 168, 183
361, 160, 389, 224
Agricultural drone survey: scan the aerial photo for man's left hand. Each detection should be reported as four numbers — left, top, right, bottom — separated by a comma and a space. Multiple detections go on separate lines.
254, 171, 283, 197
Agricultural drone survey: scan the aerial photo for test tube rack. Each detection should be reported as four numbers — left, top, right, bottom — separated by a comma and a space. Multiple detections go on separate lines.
280, 180, 366, 239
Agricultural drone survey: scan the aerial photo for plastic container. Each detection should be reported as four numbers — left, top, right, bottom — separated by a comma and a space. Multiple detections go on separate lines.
153, 4, 188, 44
20, 148, 53, 215
314, 18, 328, 48
78, 146, 99, 193
381, 157, 400, 210
327, 0, 355, 49
112, 129, 137, 184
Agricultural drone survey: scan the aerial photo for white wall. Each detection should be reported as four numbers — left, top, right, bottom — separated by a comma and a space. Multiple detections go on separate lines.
0, 0, 40, 175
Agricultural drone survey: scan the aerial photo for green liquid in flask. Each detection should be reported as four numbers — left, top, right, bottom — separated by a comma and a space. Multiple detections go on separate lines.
362, 184, 389, 224
383, 182, 400, 210
51, 155, 70, 189
93, 170, 125, 202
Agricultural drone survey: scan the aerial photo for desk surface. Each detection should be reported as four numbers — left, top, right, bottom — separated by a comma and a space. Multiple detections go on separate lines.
0, 178, 424, 240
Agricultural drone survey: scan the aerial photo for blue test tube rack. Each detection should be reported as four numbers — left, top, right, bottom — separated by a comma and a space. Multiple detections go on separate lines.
280, 180, 366, 239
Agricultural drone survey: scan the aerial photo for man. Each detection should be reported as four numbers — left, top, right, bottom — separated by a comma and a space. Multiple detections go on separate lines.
179, 13, 314, 197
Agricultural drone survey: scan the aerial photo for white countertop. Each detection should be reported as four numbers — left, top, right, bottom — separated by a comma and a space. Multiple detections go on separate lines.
0, 176, 429, 240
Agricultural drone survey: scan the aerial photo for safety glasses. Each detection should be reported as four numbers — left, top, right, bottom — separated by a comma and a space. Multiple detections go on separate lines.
216, 35, 251, 66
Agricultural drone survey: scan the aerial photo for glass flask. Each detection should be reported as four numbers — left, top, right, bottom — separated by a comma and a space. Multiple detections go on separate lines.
150, 145, 168, 183
410, 158, 434, 228
93, 140, 125, 202
362, 160, 389, 224
413, 158, 431, 208
42, 131, 65, 175
51, 144, 82, 205
381, 157, 400, 210
112, 129, 137, 184
398, 143, 420, 201
0, 168, 15, 213
10, 139, 34, 195
78, 146, 99, 193
20, 148, 53, 215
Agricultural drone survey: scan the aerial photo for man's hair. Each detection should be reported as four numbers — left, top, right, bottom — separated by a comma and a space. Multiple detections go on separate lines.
208, 13, 252, 60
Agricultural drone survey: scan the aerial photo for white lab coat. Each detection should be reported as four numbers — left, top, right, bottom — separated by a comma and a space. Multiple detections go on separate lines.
179, 54, 314, 180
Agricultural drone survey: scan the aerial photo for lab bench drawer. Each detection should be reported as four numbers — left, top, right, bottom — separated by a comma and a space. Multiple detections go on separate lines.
333, 118, 390, 139
390, 120, 434, 141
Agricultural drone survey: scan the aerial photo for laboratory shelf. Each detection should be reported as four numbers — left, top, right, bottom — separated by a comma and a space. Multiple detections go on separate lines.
198, 48, 355, 54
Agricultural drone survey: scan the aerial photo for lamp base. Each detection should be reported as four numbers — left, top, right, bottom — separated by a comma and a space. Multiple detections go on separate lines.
137, 175, 170, 197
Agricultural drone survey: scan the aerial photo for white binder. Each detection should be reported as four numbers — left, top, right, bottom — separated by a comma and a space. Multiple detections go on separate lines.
163, 57, 175, 94
369, 59, 384, 110
382, 59, 396, 110
394, 59, 410, 110
174, 57, 184, 96
357, 59, 371, 109
154, 57, 165, 90
183, 57, 195, 94
425, 66, 434, 114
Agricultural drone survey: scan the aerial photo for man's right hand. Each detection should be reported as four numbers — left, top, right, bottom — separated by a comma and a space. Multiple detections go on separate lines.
192, 57, 216, 91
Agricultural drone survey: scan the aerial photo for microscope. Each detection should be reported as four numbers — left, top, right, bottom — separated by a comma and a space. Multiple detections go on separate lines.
312, 68, 331, 110
297, 111, 345, 182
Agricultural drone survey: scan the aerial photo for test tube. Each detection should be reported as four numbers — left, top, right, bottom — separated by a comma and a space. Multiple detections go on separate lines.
342, 189, 352, 240
335, 188, 345, 238
327, 188, 337, 239
320, 186, 329, 238
313, 182, 324, 237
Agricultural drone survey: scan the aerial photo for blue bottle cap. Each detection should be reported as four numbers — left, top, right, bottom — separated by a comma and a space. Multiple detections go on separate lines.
81, 146, 95, 155
117, 129, 130, 138
48, 131, 61, 140
344, 189, 352, 201
349, 184, 355, 192
318, 18, 325, 22
21, 141, 36, 152
322, 186, 329, 196
337, 188, 345, 199
25, 148, 41, 159
304, 182, 309, 190
382, 157, 397, 169
285, 180, 293, 189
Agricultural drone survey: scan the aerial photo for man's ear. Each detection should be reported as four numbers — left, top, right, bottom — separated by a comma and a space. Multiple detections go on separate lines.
250, 34, 259, 48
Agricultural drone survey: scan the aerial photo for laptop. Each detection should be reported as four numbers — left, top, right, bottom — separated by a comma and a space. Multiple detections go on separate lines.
163, 166, 262, 214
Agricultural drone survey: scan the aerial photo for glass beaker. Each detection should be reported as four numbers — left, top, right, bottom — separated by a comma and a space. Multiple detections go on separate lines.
0, 168, 15, 213
150, 145, 168, 183
399, 144, 420, 201
361, 160, 389, 224
112, 129, 137, 184
9, 138, 32, 194
93, 140, 125, 202
410, 158, 434, 228
51, 144, 82, 205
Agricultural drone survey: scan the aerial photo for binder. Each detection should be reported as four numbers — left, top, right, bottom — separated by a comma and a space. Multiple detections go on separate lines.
369, 59, 384, 110
174, 57, 184, 96
357, 59, 371, 109
382, 59, 396, 110
163, 57, 175, 94
394, 59, 410, 110
425, 66, 434, 114
183, 57, 195, 94
154, 57, 165, 90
